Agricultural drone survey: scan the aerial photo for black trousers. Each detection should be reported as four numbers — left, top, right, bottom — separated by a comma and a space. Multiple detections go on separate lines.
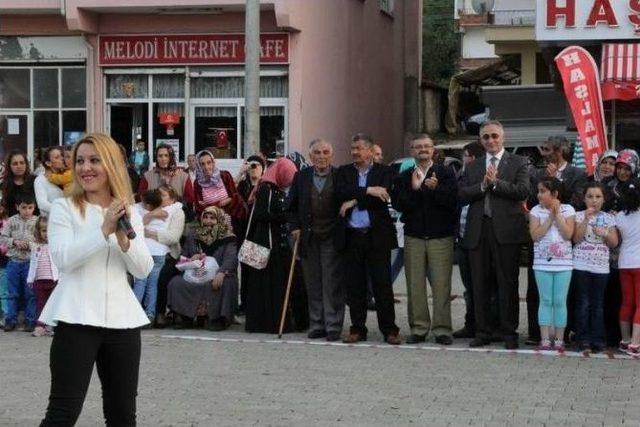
468, 218, 521, 342
345, 229, 399, 337
41, 322, 141, 427
156, 255, 178, 318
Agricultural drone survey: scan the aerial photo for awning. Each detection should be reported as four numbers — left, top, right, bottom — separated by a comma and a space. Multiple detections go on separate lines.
445, 60, 521, 134
601, 43, 640, 101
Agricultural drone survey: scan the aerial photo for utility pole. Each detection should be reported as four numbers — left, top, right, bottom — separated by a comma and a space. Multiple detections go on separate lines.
244, 0, 260, 156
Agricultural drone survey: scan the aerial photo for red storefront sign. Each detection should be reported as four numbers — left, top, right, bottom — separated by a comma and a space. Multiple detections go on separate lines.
555, 46, 607, 175
99, 33, 289, 66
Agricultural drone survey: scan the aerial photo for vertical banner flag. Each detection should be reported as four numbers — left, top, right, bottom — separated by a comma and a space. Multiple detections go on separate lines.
554, 46, 607, 175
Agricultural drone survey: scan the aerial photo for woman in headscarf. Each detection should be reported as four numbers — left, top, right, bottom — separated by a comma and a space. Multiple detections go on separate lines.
244, 157, 298, 333
234, 154, 266, 314
138, 144, 193, 203
609, 149, 639, 211
592, 149, 618, 183
167, 206, 238, 331
193, 149, 247, 232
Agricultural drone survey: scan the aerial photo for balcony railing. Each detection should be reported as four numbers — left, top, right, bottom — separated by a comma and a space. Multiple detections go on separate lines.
457, 9, 535, 27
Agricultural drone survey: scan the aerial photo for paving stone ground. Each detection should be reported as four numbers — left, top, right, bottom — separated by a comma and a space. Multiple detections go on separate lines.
1, 267, 639, 426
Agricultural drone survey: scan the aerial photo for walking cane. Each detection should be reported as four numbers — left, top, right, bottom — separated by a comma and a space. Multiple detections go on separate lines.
278, 236, 300, 339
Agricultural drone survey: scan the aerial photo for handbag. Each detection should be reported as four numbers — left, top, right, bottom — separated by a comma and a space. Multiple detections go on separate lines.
238, 189, 272, 269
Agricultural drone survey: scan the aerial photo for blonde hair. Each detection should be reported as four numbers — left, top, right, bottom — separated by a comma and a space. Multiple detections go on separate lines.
69, 133, 134, 216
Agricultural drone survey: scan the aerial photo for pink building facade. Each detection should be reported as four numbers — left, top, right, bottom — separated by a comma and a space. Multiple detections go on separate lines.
0, 0, 422, 168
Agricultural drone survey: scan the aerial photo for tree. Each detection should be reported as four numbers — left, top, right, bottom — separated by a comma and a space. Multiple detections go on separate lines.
422, 0, 460, 86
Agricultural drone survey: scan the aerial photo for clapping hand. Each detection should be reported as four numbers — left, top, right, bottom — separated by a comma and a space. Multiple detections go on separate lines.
366, 186, 390, 203
411, 168, 424, 190
424, 172, 438, 190
546, 162, 559, 178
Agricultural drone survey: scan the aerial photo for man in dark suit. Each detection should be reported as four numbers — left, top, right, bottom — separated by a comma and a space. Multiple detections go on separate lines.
287, 139, 345, 342
459, 120, 530, 349
336, 133, 401, 345
525, 135, 588, 345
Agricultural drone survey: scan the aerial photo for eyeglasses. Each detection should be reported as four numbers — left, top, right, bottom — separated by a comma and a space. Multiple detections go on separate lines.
481, 133, 501, 140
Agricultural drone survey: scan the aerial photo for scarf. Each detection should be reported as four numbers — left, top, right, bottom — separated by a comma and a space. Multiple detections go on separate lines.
195, 149, 223, 189
594, 149, 618, 182
195, 206, 234, 246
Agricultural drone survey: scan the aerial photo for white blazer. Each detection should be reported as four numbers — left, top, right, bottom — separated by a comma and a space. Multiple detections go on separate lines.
40, 198, 154, 329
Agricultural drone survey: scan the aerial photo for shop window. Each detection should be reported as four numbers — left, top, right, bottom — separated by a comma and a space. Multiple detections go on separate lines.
34, 110, 59, 149
240, 106, 285, 158
153, 103, 185, 162
33, 69, 59, 108
190, 76, 288, 98
62, 68, 86, 108
62, 110, 86, 145
194, 106, 238, 159
107, 74, 148, 99
0, 68, 30, 108
153, 75, 185, 98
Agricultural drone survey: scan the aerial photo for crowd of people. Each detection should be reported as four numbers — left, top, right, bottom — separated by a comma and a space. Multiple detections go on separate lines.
1, 120, 640, 356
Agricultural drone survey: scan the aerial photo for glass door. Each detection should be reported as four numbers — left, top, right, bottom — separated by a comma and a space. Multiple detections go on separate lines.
0, 112, 32, 165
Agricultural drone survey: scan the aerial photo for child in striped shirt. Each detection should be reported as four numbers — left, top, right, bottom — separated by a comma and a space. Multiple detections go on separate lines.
27, 216, 58, 337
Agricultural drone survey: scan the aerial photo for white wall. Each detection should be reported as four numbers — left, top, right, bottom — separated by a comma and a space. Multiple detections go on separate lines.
462, 27, 497, 59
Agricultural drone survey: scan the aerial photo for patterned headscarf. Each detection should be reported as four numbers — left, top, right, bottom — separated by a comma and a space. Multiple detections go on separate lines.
195, 149, 223, 189
196, 206, 234, 246
153, 144, 178, 177
594, 149, 618, 182
616, 149, 639, 176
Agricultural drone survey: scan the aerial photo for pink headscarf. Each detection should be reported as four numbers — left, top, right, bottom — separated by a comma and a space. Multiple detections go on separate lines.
261, 158, 297, 190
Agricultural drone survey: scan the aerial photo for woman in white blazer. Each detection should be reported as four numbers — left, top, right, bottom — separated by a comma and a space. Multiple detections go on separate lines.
40, 134, 153, 426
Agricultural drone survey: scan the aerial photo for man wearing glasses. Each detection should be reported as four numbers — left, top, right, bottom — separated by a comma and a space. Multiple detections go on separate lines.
391, 134, 458, 345
459, 120, 530, 349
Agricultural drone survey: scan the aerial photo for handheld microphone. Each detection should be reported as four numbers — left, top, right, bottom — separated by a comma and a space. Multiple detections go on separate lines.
118, 216, 136, 239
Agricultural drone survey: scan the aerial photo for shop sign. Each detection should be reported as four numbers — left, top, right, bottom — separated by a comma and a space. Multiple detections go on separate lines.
536, 0, 640, 41
554, 46, 607, 175
99, 33, 288, 66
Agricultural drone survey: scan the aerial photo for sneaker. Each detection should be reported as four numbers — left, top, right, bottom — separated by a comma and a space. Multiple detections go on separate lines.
536, 339, 553, 351
45, 326, 55, 337
554, 340, 565, 352
32, 326, 47, 337
3, 323, 16, 332
625, 344, 640, 356
23, 324, 35, 333
619, 340, 630, 351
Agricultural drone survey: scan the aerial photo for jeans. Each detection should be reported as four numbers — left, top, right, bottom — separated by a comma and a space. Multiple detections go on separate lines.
573, 269, 608, 346
41, 322, 141, 426
5, 259, 35, 326
534, 270, 572, 328
133, 255, 165, 319
0, 267, 7, 318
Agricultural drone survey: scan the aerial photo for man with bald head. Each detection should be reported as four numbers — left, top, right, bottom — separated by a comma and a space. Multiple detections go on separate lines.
287, 139, 346, 342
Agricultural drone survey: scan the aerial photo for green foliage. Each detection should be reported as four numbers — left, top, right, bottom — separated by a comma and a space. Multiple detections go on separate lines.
423, 0, 460, 86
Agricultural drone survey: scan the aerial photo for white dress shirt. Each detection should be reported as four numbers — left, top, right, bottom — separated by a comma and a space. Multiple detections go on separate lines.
485, 148, 505, 169
40, 198, 154, 329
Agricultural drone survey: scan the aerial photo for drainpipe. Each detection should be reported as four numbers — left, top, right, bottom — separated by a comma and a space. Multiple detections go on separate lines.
83, 35, 96, 132
244, 0, 261, 156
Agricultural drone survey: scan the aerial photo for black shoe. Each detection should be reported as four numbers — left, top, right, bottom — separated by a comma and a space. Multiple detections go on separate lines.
504, 340, 519, 350
405, 334, 427, 344
23, 324, 35, 333
452, 327, 475, 339
207, 319, 227, 332
590, 344, 604, 354
490, 333, 504, 343
435, 335, 453, 345
307, 329, 327, 339
469, 337, 490, 348
326, 331, 341, 342
4, 323, 16, 332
